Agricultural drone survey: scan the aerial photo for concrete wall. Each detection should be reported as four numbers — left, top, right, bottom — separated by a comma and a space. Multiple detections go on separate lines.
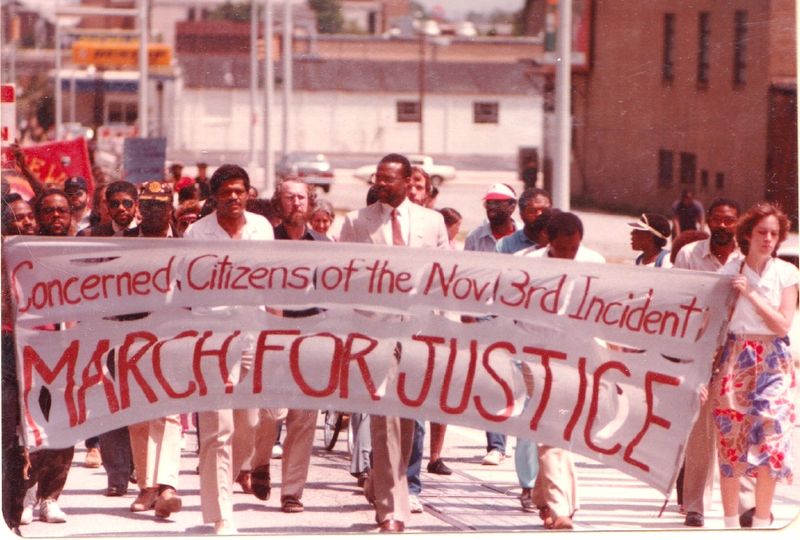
174, 88, 543, 158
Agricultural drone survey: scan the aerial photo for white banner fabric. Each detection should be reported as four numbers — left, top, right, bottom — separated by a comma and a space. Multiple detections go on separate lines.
3, 237, 735, 496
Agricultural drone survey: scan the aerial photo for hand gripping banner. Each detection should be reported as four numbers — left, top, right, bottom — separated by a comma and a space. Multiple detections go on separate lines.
3, 237, 735, 495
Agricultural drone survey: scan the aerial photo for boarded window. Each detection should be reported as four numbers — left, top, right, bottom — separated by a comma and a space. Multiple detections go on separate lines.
658, 149, 674, 188
680, 152, 697, 184
663, 14, 676, 83
473, 102, 499, 124
396, 101, 420, 123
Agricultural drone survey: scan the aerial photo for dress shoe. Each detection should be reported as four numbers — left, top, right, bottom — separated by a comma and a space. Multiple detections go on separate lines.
105, 486, 127, 497
684, 511, 704, 527
130, 487, 159, 512
281, 496, 304, 513
519, 488, 536, 513
84, 447, 102, 468
426, 459, 453, 475
251, 467, 271, 501
739, 507, 774, 528
236, 471, 253, 494
357, 472, 369, 488
154, 487, 182, 518
214, 519, 237, 535
378, 519, 405, 533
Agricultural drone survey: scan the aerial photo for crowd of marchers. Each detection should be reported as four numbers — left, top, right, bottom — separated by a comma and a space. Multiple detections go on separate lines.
1, 148, 796, 535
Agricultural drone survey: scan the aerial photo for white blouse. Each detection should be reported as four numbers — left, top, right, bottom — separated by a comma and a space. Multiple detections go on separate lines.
723, 257, 799, 335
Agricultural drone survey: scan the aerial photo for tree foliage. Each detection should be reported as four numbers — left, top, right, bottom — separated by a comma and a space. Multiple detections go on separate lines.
308, 0, 344, 34
209, 2, 252, 22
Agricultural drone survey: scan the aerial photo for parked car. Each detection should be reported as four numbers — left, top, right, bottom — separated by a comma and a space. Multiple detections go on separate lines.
275, 152, 334, 192
353, 154, 456, 187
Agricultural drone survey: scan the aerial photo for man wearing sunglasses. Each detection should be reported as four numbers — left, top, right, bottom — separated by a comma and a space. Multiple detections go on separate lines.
78, 181, 140, 237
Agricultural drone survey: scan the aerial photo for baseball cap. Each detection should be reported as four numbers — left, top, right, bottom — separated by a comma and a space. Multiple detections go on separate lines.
483, 183, 517, 201
139, 181, 173, 203
628, 213, 671, 240
64, 176, 88, 193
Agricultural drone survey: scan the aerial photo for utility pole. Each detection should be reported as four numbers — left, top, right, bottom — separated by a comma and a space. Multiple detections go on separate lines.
282, 0, 292, 158
138, 0, 149, 137
264, 0, 275, 194
249, 1, 258, 167
552, 0, 572, 210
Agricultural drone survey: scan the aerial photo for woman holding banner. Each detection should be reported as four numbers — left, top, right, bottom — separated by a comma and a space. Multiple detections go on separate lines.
710, 202, 798, 529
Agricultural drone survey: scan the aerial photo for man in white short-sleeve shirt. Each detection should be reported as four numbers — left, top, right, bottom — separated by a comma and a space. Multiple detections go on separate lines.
673, 198, 756, 529
184, 164, 273, 535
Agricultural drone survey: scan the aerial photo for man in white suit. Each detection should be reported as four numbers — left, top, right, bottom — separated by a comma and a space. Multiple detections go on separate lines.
339, 153, 448, 533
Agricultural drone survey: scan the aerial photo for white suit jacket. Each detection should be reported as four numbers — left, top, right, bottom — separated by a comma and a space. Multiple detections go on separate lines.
339, 200, 449, 248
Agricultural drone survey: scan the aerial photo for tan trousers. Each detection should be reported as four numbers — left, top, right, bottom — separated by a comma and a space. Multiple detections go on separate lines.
251, 408, 317, 501
367, 415, 415, 524
198, 407, 259, 523
532, 445, 578, 518
129, 415, 182, 490
683, 397, 755, 514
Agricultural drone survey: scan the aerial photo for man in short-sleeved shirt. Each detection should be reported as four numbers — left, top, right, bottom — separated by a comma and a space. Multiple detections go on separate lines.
184, 164, 273, 535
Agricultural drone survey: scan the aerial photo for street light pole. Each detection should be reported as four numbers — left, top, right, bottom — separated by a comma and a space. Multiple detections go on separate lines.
282, 0, 292, 158
249, 0, 258, 166
552, 0, 572, 211
263, 0, 275, 194
138, 0, 149, 137
418, 31, 425, 154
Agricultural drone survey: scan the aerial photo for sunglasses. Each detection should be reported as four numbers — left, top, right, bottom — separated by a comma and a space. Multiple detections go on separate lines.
108, 199, 135, 209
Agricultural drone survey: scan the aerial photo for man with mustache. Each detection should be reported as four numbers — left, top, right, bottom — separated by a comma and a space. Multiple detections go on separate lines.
339, 153, 448, 533
674, 198, 758, 528
183, 164, 274, 535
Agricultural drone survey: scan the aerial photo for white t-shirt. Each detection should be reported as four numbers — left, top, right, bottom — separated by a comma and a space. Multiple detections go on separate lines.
724, 257, 799, 335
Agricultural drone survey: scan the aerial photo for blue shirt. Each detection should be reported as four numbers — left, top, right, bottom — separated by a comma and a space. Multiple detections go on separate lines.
496, 229, 538, 255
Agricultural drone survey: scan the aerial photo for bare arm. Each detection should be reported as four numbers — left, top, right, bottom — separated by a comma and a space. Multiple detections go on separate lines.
732, 276, 797, 336
11, 142, 46, 199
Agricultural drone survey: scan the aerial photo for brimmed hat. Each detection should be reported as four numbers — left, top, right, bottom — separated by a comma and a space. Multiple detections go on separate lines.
139, 181, 173, 203
628, 213, 671, 240
483, 183, 516, 201
64, 176, 88, 193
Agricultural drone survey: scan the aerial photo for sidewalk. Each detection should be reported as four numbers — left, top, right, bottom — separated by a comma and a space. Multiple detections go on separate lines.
14, 417, 800, 537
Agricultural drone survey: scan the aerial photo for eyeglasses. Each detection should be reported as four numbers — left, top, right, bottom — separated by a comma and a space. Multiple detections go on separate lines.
108, 199, 135, 209
369, 173, 399, 185
708, 216, 737, 227
40, 206, 70, 215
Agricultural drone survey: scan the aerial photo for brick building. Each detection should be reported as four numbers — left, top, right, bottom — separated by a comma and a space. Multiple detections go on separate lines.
569, 0, 797, 221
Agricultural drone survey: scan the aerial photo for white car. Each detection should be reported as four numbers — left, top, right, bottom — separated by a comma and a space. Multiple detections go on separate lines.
353, 154, 456, 187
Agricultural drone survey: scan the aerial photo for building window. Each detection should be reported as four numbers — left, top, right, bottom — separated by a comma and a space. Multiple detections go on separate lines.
107, 101, 137, 124
715, 172, 725, 189
733, 10, 747, 86
680, 152, 697, 184
396, 101, 420, 123
700, 169, 709, 188
697, 12, 711, 85
473, 102, 499, 124
663, 13, 676, 83
658, 149, 674, 188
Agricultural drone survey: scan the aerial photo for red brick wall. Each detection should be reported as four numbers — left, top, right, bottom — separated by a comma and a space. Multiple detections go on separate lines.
573, 0, 791, 215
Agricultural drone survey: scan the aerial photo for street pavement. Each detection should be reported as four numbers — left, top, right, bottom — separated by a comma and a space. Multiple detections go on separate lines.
14, 416, 800, 537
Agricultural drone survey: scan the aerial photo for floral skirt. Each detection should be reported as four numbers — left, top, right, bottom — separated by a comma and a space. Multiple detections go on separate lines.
710, 334, 796, 482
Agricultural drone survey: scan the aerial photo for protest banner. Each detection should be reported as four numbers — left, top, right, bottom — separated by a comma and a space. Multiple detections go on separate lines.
0, 138, 94, 191
122, 137, 166, 184
3, 237, 735, 496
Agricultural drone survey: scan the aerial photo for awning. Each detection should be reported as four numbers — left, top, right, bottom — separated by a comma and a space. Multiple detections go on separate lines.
50, 68, 176, 93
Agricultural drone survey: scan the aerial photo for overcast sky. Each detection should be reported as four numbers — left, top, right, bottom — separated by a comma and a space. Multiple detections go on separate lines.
416, 0, 526, 19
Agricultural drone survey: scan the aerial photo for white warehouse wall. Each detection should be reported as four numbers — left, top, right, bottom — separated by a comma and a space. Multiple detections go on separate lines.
175, 88, 543, 157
